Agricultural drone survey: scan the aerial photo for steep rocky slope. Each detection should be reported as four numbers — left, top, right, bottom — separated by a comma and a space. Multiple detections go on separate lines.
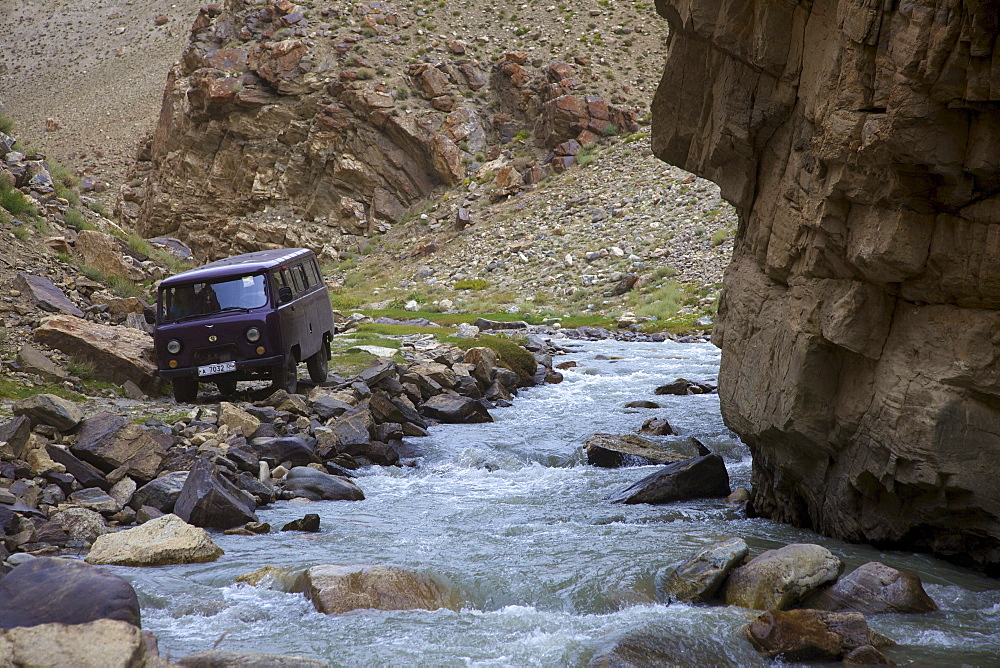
652, 0, 1000, 572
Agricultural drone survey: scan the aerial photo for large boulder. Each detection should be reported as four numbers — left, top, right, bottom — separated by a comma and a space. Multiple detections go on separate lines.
75, 230, 147, 281
0, 415, 32, 460
86, 513, 223, 566
177, 650, 326, 667
247, 436, 320, 467
293, 564, 458, 614
651, 0, 1000, 572
283, 466, 365, 501
130, 471, 189, 512
742, 609, 893, 662
12, 394, 84, 432
584, 433, 686, 468
0, 619, 154, 667
419, 394, 493, 424
71, 413, 166, 483
173, 458, 258, 529
607, 454, 730, 504
34, 314, 157, 391
722, 544, 844, 610
13, 273, 84, 317
660, 537, 749, 603
799, 561, 938, 614
0, 557, 140, 629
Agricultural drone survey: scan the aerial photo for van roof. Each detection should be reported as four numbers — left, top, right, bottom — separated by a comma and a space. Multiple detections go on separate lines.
159, 248, 313, 287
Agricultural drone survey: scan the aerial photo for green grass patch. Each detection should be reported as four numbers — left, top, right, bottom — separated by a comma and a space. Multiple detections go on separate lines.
711, 226, 735, 246
0, 173, 36, 217
63, 208, 93, 231
80, 264, 107, 283
0, 114, 15, 135
127, 233, 154, 257
453, 278, 489, 290
329, 350, 382, 376
354, 323, 457, 337
445, 333, 537, 384
12, 225, 29, 241
0, 378, 84, 402
626, 280, 686, 320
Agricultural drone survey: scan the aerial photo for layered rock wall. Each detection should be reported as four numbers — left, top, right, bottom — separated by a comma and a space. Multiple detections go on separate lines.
651, 0, 1000, 572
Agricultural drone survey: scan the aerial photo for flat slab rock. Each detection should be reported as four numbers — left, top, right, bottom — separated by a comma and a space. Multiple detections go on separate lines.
584, 432, 685, 467
0, 619, 154, 667
660, 537, 749, 603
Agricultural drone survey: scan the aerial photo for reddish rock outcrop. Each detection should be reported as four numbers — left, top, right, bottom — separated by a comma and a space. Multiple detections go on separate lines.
651, 0, 1000, 572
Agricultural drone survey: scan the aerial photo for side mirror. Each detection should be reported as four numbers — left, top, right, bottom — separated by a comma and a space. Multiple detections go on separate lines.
278, 286, 293, 304
143, 308, 156, 325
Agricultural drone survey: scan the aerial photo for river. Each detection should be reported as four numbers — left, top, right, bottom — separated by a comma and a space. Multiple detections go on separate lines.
109, 339, 1000, 665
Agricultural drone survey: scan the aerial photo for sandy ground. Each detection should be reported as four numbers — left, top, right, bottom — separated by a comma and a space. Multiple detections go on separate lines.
0, 0, 203, 184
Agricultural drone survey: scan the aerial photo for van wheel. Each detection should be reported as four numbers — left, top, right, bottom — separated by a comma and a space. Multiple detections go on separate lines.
216, 378, 237, 397
306, 340, 329, 384
272, 357, 298, 394
173, 378, 198, 403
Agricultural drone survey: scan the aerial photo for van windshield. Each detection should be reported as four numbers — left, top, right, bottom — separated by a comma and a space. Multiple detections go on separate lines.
161, 274, 268, 322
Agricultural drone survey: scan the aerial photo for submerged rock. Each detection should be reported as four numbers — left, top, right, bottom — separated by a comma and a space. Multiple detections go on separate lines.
85, 513, 223, 566
177, 650, 327, 667
660, 537, 749, 603
723, 543, 843, 610
294, 564, 458, 614
607, 454, 730, 504
0, 557, 141, 629
584, 433, 684, 467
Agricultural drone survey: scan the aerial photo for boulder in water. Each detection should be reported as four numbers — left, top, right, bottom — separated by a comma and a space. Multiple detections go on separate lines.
723, 543, 843, 610
282, 514, 321, 532
623, 400, 660, 409
660, 537, 749, 602
294, 564, 458, 614
85, 513, 223, 566
607, 454, 730, 504
247, 436, 320, 467
742, 609, 893, 662
585, 433, 684, 467
638, 417, 673, 436
799, 561, 938, 614
0, 557, 140, 629
283, 467, 364, 501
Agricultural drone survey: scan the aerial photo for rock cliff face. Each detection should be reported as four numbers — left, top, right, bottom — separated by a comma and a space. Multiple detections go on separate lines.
126, 0, 636, 260
651, 0, 1000, 572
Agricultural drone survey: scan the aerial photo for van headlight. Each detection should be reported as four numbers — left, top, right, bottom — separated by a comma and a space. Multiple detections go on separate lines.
167, 339, 182, 354
246, 327, 261, 343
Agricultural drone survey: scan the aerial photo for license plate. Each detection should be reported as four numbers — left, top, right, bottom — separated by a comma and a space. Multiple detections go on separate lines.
197, 361, 236, 377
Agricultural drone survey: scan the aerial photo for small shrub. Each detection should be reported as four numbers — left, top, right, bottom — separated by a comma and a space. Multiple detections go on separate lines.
0, 175, 35, 217
0, 113, 14, 135
80, 264, 107, 283
602, 123, 619, 137
86, 199, 110, 218
127, 233, 153, 257
454, 278, 489, 290
356, 67, 376, 80
710, 227, 732, 246
12, 226, 29, 241
67, 360, 97, 381
108, 275, 146, 299
513, 129, 531, 142
63, 208, 92, 230
577, 146, 596, 166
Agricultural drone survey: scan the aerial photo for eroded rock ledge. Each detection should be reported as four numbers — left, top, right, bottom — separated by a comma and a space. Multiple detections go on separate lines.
651, 0, 1000, 572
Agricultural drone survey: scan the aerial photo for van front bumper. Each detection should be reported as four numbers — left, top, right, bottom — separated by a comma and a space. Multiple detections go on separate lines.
158, 354, 284, 380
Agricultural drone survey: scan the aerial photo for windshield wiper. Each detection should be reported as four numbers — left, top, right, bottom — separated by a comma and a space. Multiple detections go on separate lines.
216, 306, 253, 314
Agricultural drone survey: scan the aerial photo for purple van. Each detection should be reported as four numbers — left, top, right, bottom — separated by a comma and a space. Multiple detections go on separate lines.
150, 248, 335, 402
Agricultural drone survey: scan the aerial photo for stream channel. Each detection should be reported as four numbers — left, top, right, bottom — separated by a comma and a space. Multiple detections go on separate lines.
110, 339, 1000, 665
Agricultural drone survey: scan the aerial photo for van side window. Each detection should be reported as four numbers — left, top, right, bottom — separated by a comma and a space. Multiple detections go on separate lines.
305, 259, 321, 287
290, 264, 307, 293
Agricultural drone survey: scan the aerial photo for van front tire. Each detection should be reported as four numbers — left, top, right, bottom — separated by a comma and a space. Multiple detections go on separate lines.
273, 357, 298, 394
173, 378, 198, 403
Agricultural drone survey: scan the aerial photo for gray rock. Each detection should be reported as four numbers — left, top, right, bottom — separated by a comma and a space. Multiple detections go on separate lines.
174, 458, 258, 529
50, 507, 108, 544
71, 412, 166, 483
86, 513, 223, 566
248, 436, 320, 467
660, 537, 749, 602
0, 416, 32, 461
0, 557, 140, 628
12, 394, 85, 431
15, 345, 69, 382
68, 488, 120, 514
607, 454, 731, 504
723, 543, 844, 610
283, 466, 365, 501
130, 471, 188, 512
419, 394, 493, 423
13, 273, 84, 317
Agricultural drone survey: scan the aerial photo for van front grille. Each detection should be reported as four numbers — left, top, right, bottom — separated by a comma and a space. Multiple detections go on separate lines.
192, 344, 240, 366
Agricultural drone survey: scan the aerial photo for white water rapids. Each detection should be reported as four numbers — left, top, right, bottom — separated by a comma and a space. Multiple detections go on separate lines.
107, 340, 1000, 665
